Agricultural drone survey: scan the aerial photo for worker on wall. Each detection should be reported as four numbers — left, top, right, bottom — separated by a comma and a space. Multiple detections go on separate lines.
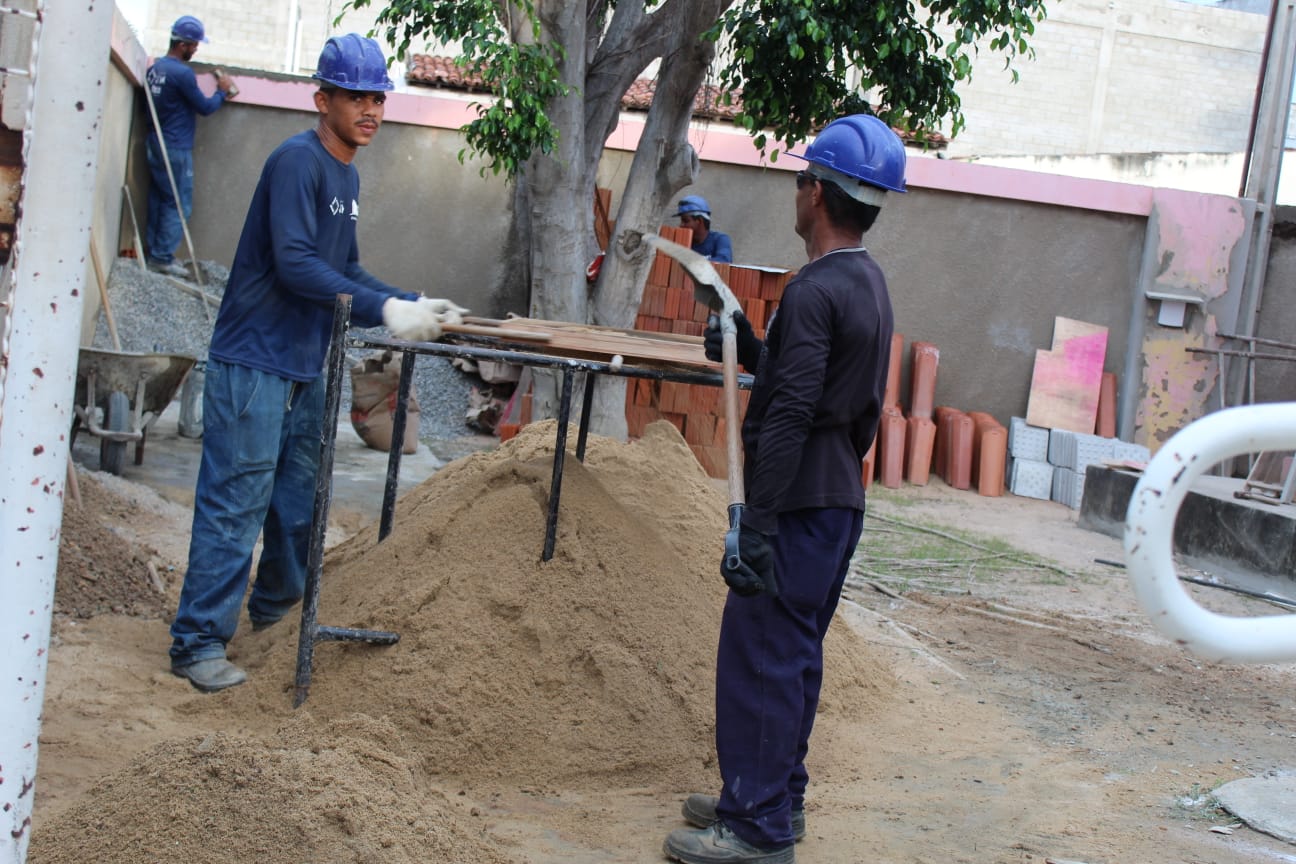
167, 34, 467, 693
664, 114, 907, 864
144, 14, 234, 277
676, 195, 734, 263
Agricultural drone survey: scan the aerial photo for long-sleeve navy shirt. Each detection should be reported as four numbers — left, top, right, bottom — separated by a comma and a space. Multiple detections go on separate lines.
740, 247, 893, 534
146, 56, 225, 150
208, 130, 416, 382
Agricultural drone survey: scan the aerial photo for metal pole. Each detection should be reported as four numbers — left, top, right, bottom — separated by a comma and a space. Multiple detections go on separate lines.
378, 350, 416, 542
0, 1, 113, 860
141, 66, 204, 285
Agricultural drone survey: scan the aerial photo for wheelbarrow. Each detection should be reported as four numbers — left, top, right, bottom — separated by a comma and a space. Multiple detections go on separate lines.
72, 347, 197, 475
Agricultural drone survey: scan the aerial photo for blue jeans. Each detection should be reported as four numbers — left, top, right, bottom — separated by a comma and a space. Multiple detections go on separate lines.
714, 507, 864, 849
169, 360, 325, 667
145, 135, 193, 265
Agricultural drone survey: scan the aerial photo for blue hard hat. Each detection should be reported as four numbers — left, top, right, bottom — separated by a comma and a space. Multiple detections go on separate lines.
312, 34, 394, 92
792, 114, 907, 203
675, 195, 711, 218
170, 15, 208, 44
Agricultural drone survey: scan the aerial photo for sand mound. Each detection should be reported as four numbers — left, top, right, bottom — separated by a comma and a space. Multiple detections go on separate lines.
54, 471, 175, 619
28, 714, 517, 864
31, 420, 895, 860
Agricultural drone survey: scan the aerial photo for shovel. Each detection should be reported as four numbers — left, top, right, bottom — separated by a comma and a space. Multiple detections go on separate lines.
619, 230, 747, 573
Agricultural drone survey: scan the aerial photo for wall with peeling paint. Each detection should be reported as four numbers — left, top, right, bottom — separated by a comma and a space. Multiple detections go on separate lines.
1129, 190, 1253, 450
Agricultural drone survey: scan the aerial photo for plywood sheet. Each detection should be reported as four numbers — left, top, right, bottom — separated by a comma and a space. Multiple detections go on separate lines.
1025, 317, 1107, 433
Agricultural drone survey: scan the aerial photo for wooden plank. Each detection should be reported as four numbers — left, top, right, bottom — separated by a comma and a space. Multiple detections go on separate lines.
445, 316, 716, 369
1025, 317, 1107, 433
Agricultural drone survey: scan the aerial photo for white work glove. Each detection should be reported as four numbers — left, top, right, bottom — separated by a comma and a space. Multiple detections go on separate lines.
382, 297, 442, 342
418, 297, 469, 327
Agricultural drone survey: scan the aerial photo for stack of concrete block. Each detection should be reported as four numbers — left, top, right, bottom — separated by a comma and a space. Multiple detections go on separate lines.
1008, 416, 1052, 500
1009, 417, 1151, 507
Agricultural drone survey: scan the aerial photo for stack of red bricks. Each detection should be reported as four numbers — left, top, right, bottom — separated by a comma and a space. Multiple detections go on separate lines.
869, 334, 1007, 497
625, 226, 793, 477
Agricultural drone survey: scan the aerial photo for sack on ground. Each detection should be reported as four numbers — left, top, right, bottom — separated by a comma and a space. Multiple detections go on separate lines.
350, 350, 420, 454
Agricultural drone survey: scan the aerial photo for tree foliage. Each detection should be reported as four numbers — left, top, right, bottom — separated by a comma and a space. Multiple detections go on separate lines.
348, 0, 1047, 175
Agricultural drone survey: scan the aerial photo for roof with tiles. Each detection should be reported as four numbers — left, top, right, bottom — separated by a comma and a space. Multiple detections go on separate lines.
406, 54, 946, 148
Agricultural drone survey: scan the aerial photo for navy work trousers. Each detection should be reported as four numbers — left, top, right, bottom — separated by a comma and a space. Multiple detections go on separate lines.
714, 506, 864, 849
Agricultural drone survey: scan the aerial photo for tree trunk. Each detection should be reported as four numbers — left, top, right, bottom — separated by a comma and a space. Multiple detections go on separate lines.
586, 0, 733, 439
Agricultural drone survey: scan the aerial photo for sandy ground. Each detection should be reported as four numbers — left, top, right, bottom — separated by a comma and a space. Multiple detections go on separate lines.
28, 420, 1296, 864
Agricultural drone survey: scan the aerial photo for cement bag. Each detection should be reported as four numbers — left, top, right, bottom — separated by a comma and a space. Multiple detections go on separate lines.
350, 350, 420, 454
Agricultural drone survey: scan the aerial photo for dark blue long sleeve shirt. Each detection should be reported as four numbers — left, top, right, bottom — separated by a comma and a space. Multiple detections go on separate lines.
208, 130, 416, 382
146, 56, 225, 149
740, 247, 893, 534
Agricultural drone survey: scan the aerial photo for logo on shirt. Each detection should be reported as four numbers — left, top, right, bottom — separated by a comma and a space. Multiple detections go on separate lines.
329, 197, 344, 216
350, 200, 359, 222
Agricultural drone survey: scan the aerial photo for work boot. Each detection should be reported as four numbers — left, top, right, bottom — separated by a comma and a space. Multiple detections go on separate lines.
171, 658, 247, 692
250, 616, 282, 632
682, 794, 806, 842
663, 822, 794, 864
147, 258, 189, 279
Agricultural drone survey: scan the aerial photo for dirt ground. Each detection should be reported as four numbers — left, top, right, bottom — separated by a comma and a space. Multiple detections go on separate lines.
28, 420, 1296, 864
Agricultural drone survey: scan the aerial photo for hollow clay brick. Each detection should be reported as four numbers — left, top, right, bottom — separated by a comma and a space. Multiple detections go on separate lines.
884, 332, 904, 409
933, 406, 960, 477
909, 342, 940, 419
969, 411, 1007, 497
905, 416, 936, 486
878, 408, 907, 489
1096, 372, 1117, 438
942, 411, 974, 490
862, 436, 876, 491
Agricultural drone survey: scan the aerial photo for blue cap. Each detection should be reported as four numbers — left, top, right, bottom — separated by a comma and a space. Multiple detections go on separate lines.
170, 15, 208, 44
675, 195, 711, 218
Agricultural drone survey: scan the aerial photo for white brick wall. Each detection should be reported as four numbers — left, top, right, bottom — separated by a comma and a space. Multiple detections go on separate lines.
142, 0, 1272, 158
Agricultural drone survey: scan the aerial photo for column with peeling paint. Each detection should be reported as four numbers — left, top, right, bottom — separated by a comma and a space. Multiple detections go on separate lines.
0, 1, 112, 861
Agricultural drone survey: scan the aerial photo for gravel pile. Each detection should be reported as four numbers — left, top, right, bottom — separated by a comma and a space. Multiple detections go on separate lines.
95, 257, 485, 443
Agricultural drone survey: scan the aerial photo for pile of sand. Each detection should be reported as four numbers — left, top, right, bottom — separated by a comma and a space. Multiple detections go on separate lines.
30, 420, 894, 861
54, 471, 174, 619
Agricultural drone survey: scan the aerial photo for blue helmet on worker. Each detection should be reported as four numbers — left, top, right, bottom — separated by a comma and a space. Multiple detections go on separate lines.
313, 34, 394, 92
792, 114, 907, 206
170, 15, 208, 44
675, 195, 712, 220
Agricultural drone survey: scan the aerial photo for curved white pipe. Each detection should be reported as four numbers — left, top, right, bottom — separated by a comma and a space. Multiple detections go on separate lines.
1124, 402, 1296, 663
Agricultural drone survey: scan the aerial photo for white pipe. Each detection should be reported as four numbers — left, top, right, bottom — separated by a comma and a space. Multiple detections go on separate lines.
0, 0, 113, 859
1124, 402, 1296, 664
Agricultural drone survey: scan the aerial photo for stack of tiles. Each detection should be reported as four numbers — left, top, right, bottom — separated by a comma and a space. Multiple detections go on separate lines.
1008, 416, 1053, 500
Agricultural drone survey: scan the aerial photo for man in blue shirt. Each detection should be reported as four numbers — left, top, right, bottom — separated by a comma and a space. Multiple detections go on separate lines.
676, 195, 733, 263
168, 34, 465, 693
145, 15, 234, 276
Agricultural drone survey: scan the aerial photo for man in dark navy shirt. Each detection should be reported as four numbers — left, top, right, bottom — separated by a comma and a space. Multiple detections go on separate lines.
144, 15, 233, 276
665, 114, 908, 864
676, 195, 734, 263
168, 34, 464, 693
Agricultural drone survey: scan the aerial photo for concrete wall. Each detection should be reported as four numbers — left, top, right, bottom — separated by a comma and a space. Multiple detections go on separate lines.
1255, 206, 1296, 403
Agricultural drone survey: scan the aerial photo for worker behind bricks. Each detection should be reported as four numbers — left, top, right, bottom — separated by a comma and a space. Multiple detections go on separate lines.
168, 34, 468, 693
675, 195, 734, 263
144, 15, 234, 277
664, 114, 906, 864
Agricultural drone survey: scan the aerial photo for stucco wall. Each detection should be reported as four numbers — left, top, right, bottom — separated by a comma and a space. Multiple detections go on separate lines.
167, 92, 1149, 431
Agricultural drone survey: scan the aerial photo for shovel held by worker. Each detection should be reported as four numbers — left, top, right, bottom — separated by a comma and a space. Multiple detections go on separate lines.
618, 230, 748, 574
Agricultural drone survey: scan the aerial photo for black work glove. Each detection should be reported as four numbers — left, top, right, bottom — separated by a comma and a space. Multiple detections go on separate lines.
703, 312, 762, 373
720, 525, 780, 597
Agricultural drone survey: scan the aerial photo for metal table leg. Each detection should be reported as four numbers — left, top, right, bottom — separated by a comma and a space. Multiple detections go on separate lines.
379, 350, 416, 542
294, 295, 399, 708
575, 370, 596, 462
542, 368, 576, 561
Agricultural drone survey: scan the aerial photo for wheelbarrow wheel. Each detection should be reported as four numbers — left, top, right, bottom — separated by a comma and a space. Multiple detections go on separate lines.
100, 390, 130, 475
